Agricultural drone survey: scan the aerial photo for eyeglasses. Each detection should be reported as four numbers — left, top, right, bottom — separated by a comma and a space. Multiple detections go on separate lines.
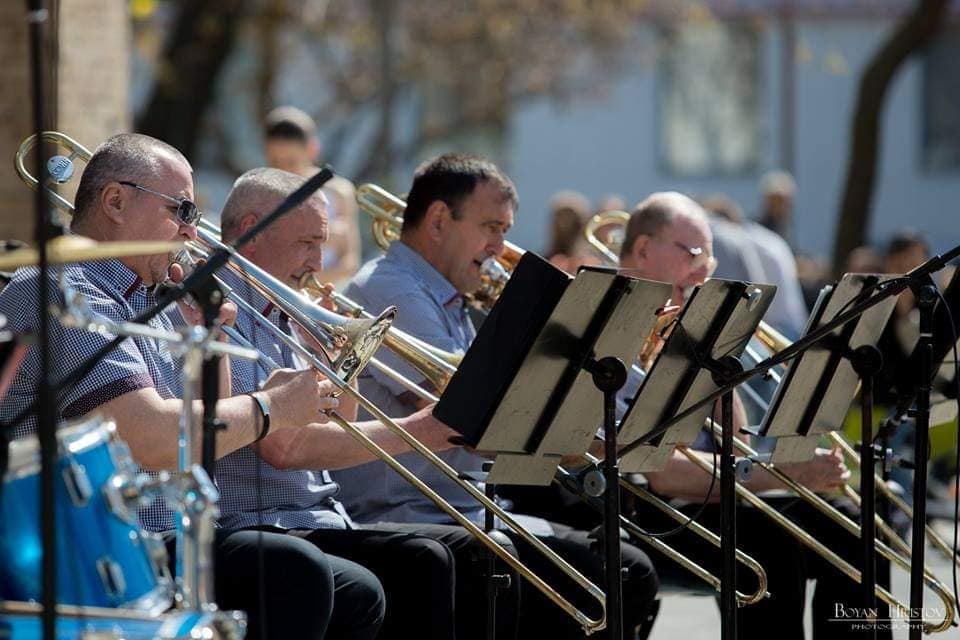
119, 181, 202, 226
670, 240, 717, 275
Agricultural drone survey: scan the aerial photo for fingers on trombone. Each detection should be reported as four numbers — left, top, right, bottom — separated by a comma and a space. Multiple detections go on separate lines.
316, 379, 340, 417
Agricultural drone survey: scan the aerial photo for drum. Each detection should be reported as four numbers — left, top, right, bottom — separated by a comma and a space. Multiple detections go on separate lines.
0, 601, 246, 640
0, 415, 172, 612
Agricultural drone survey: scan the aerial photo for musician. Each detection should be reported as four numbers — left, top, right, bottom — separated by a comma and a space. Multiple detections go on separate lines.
0, 133, 385, 640
211, 166, 521, 640
618, 192, 888, 640
333, 153, 660, 639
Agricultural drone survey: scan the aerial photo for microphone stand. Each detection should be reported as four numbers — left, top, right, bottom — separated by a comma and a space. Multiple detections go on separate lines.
24, 1, 61, 637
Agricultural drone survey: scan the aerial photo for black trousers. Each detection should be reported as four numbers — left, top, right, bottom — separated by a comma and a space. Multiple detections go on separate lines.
632, 496, 893, 640
350, 520, 657, 640
288, 524, 479, 640
165, 529, 385, 640
501, 484, 890, 640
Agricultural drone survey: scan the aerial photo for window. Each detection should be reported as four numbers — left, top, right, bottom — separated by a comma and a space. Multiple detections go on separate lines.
923, 26, 960, 172
657, 21, 764, 176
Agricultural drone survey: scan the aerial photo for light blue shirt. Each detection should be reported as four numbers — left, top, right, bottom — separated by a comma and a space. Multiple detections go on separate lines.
331, 241, 487, 525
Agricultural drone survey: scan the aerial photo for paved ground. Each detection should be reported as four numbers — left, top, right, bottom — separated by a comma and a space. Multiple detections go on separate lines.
648, 521, 960, 639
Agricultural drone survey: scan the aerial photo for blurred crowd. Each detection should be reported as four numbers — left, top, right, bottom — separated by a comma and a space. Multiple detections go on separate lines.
540, 168, 948, 360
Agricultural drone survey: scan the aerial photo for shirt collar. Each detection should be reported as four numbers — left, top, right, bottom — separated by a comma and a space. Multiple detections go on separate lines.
387, 241, 461, 310
83, 258, 147, 301
219, 267, 276, 318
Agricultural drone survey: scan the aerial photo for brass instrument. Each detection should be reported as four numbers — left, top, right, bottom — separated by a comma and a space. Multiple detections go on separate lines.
15, 130, 90, 212
678, 437, 954, 633
194, 225, 394, 386
584, 210, 631, 264
300, 272, 458, 392
15, 132, 608, 633
301, 269, 772, 607
356, 183, 523, 311
753, 323, 960, 570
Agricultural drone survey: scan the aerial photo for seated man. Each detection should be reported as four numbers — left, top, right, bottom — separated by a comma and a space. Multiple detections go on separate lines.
202, 166, 519, 640
606, 193, 877, 640
333, 153, 660, 639
0, 133, 384, 640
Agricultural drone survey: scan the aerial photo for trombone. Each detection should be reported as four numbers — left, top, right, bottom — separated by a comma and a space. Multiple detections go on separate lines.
16, 133, 608, 634
748, 324, 960, 570
585, 209, 959, 632
299, 273, 769, 606
349, 186, 772, 606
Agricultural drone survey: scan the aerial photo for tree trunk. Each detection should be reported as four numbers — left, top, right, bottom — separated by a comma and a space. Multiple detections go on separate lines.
134, 0, 250, 160
831, 0, 949, 278
371, 0, 395, 182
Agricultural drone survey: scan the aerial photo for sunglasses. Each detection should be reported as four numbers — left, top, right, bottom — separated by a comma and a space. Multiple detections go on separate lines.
119, 181, 202, 226
670, 240, 717, 275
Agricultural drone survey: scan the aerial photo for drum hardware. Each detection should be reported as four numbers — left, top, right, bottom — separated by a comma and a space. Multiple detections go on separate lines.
62, 458, 92, 507
1, 416, 174, 614
57, 282, 256, 614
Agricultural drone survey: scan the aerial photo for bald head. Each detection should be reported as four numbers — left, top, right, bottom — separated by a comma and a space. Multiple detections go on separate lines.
620, 192, 714, 303
620, 192, 708, 261
220, 167, 328, 288
220, 167, 327, 242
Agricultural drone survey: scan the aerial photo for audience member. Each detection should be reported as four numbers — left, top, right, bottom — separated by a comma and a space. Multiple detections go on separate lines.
264, 105, 360, 285
704, 193, 808, 338
543, 190, 600, 273
757, 170, 796, 248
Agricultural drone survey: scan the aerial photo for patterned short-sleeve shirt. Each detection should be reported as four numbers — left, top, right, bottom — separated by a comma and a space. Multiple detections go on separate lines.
198, 269, 351, 531
0, 259, 180, 531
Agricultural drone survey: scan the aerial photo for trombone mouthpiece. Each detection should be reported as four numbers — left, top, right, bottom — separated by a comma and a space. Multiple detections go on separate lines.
480, 256, 509, 285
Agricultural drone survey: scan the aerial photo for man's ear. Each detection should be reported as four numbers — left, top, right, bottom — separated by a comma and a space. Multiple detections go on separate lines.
99, 182, 126, 224
422, 200, 451, 242
306, 138, 321, 164
237, 212, 260, 235
629, 234, 652, 267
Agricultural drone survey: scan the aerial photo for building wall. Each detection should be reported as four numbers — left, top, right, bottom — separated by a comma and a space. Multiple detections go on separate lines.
57, 0, 130, 173
0, 0, 129, 243
505, 19, 960, 260
0, 3, 37, 241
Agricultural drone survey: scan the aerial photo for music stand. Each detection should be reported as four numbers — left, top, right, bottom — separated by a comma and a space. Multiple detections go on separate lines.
757, 273, 897, 628
435, 254, 671, 640
615, 278, 775, 640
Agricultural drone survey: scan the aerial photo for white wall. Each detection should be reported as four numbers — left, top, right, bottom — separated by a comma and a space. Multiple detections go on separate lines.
504, 19, 960, 261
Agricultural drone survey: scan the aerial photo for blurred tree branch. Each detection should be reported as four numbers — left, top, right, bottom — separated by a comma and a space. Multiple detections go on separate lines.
135, 0, 251, 159
831, 0, 949, 277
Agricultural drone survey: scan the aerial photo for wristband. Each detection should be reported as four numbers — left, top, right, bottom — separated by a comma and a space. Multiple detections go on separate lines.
248, 392, 271, 442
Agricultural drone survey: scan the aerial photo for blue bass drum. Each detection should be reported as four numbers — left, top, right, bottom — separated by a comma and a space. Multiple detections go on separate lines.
0, 415, 172, 612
